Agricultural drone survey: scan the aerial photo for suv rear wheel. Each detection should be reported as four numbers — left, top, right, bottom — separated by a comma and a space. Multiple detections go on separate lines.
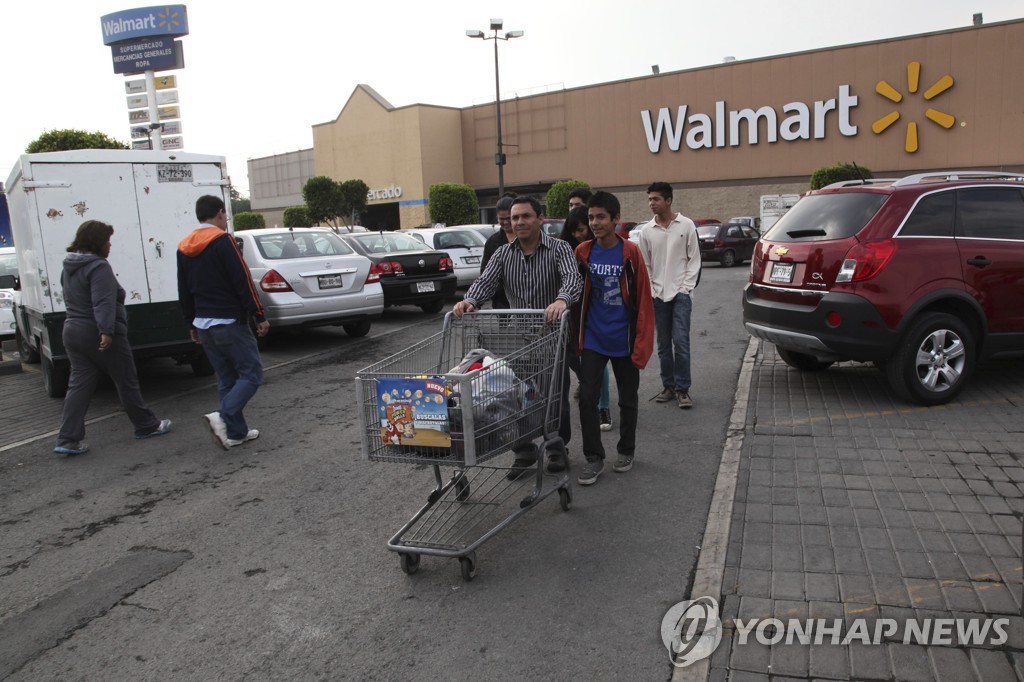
777, 348, 834, 371
886, 312, 974, 405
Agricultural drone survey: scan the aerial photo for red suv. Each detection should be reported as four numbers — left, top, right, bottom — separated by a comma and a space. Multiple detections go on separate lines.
743, 171, 1024, 405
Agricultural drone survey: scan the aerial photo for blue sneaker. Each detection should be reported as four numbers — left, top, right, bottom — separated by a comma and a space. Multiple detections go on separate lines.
54, 442, 89, 455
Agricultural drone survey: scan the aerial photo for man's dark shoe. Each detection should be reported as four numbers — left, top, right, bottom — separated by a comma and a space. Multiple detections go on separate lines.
599, 408, 612, 431
506, 458, 536, 481
577, 459, 605, 486
546, 449, 566, 473
654, 386, 675, 402
613, 454, 634, 473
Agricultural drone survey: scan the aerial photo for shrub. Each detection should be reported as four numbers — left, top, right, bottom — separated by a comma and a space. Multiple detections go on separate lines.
283, 206, 312, 228
26, 129, 129, 153
544, 180, 591, 219
428, 183, 479, 226
233, 212, 266, 231
810, 163, 873, 190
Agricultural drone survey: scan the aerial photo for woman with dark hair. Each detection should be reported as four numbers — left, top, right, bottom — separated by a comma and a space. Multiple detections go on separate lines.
559, 207, 614, 431
54, 220, 171, 455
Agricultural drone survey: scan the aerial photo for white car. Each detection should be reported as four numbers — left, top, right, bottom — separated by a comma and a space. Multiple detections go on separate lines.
232, 228, 384, 337
0, 247, 17, 339
402, 227, 486, 286
628, 220, 651, 244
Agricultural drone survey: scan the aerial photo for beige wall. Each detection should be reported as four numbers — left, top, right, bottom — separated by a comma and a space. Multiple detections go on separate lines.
461, 19, 1024, 191
312, 85, 464, 227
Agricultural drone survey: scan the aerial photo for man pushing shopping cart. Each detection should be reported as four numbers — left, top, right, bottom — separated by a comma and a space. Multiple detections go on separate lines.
452, 195, 583, 477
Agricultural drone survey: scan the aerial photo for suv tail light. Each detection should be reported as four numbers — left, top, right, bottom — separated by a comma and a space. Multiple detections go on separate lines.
836, 239, 897, 283
366, 264, 381, 283
439, 257, 454, 272
260, 270, 293, 292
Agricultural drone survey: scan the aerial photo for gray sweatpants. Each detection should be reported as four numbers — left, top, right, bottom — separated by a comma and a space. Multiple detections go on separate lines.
56, 321, 160, 447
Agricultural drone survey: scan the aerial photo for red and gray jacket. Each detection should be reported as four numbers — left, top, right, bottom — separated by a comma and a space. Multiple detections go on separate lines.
571, 236, 655, 369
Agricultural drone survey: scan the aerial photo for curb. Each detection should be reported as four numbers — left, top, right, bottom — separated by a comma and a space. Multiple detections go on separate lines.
673, 336, 759, 682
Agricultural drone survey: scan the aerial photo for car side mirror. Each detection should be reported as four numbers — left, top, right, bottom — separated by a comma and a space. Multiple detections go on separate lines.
0, 274, 18, 290
234, 237, 244, 253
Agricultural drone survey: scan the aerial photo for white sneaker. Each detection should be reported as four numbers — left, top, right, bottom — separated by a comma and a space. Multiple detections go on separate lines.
205, 412, 229, 450
136, 419, 173, 439
225, 429, 260, 447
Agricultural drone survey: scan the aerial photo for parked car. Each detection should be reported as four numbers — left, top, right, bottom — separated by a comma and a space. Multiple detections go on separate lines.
341, 231, 457, 313
728, 216, 761, 232
233, 228, 384, 338
402, 227, 485, 286
541, 219, 565, 238
742, 171, 1024, 405
615, 222, 639, 239
693, 218, 721, 226
0, 246, 17, 339
698, 222, 759, 267
462, 224, 501, 241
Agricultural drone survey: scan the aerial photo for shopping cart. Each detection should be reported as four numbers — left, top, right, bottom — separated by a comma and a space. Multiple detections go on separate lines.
355, 310, 572, 581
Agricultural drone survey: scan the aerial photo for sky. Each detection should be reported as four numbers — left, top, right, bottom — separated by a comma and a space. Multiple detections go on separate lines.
2, 0, 1021, 197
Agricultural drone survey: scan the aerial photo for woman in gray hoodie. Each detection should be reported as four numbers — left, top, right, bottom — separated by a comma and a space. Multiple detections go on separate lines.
54, 220, 171, 455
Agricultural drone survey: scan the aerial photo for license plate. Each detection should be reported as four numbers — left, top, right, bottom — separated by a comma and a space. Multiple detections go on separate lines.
769, 262, 794, 283
416, 281, 436, 293
318, 274, 344, 289
464, 256, 481, 264
157, 163, 192, 183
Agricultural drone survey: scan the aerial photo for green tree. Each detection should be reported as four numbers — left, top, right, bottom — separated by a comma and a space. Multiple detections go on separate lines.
810, 162, 873, 190
337, 179, 370, 229
283, 206, 312, 228
428, 183, 479, 226
233, 212, 265, 231
229, 184, 251, 215
26, 129, 129, 153
302, 176, 344, 227
545, 180, 591, 219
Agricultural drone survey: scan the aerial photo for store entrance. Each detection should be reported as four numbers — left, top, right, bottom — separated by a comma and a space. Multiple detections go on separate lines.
359, 202, 400, 231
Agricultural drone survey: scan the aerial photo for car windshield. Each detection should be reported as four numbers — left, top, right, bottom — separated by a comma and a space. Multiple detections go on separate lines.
0, 252, 17, 278
763, 193, 888, 242
697, 225, 720, 239
253, 232, 354, 259
434, 230, 485, 249
351, 233, 432, 254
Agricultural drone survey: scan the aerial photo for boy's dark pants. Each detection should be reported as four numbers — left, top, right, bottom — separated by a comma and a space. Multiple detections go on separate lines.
579, 349, 639, 462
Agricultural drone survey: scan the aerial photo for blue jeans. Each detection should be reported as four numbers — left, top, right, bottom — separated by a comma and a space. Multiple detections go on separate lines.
197, 323, 264, 440
653, 294, 692, 392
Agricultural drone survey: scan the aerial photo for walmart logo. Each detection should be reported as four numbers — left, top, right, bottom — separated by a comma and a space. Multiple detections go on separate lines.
157, 7, 184, 33
872, 61, 956, 153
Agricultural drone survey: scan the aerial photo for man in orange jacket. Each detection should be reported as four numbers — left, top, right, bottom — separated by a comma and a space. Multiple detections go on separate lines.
572, 190, 655, 486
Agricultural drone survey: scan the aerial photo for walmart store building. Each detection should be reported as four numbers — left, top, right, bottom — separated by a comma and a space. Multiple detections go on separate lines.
249, 18, 1024, 228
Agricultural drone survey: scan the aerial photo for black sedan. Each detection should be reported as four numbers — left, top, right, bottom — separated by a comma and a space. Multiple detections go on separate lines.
697, 222, 760, 267
340, 232, 458, 313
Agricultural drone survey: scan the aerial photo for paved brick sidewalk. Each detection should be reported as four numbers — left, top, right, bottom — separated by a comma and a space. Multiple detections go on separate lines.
701, 342, 1024, 681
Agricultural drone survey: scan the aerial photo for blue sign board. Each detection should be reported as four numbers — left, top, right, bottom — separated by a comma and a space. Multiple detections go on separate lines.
111, 36, 184, 75
0, 184, 11, 247
101, 5, 189, 46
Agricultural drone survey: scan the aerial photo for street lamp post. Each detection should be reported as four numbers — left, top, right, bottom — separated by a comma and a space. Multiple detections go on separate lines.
466, 19, 523, 197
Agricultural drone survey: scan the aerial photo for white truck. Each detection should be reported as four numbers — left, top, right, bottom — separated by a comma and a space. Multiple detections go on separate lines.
5, 150, 229, 397
759, 194, 801, 234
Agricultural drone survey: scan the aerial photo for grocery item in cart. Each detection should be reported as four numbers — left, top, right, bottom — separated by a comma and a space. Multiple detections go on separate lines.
376, 377, 452, 447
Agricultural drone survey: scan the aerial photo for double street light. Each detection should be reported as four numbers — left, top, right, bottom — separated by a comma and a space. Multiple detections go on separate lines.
466, 19, 523, 197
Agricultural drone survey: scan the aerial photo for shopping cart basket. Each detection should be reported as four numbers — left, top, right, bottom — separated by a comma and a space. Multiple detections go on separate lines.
355, 310, 572, 581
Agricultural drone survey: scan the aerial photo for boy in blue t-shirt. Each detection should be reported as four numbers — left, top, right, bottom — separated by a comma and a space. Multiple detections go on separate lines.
572, 191, 656, 486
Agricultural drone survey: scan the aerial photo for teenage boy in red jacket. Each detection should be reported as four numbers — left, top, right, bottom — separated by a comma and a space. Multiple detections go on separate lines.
572, 191, 655, 486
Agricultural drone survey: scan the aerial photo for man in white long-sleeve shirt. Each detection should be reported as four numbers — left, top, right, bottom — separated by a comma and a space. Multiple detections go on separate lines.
636, 182, 701, 409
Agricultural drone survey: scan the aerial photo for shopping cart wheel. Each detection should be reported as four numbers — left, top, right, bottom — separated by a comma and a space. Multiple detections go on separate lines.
454, 471, 471, 502
558, 486, 572, 512
459, 552, 477, 582
399, 552, 420, 575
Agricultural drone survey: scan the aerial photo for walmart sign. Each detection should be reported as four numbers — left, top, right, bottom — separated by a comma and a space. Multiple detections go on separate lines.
101, 5, 189, 45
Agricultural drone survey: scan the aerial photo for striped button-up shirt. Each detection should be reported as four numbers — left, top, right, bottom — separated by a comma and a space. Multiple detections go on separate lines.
465, 232, 583, 309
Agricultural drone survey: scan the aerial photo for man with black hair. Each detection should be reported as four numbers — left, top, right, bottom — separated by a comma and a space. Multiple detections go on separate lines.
637, 182, 701, 409
454, 195, 583, 478
480, 193, 517, 309
177, 195, 269, 449
568, 186, 593, 211
572, 191, 654, 485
